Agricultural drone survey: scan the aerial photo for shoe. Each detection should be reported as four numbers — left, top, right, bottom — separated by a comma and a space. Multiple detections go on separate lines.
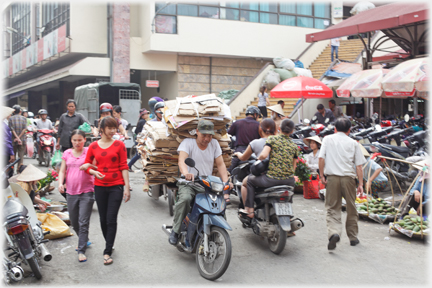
350, 238, 360, 246
328, 234, 340, 250
169, 231, 179, 245
128, 168, 134, 172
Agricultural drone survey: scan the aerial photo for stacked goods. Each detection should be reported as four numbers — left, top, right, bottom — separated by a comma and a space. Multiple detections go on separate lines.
137, 121, 180, 185
137, 94, 232, 185
356, 198, 399, 224
391, 215, 429, 238
163, 94, 232, 174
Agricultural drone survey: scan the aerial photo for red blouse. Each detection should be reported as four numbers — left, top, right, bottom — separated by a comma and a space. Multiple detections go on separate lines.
84, 140, 129, 187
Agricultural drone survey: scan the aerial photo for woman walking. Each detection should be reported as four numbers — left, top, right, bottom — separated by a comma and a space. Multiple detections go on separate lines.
128, 108, 150, 172
58, 129, 95, 262
81, 116, 130, 265
112, 105, 129, 129
257, 86, 270, 118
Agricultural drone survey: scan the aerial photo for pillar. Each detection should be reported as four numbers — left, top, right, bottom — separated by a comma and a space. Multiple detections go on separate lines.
112, 3, 130, 83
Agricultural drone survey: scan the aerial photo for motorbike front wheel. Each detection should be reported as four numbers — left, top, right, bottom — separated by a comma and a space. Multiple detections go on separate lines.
27, 256, 42, 280
267, 215, 287, 255
44, 151, 51, 167
168, 188, 174, 216
196, 226, 232, 281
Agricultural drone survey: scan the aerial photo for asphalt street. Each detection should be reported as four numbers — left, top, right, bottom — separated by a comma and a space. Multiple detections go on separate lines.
11, 157, 430, 286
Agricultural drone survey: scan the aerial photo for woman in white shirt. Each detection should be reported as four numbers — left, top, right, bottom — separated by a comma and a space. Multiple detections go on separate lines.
303, 136, 322, 173
257, 86, 270, 118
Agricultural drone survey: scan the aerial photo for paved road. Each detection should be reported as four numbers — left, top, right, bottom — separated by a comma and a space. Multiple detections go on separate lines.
11, 158, 429, 286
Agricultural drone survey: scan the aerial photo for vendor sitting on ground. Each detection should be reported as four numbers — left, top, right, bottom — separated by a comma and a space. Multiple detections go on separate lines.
405, 161, 429, 216
303, 136, 322, 174
360, 146, 388, 198
8, 164, 51, 212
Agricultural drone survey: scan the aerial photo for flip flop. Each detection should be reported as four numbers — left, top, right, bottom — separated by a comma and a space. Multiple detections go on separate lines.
78, 253, 87, 262
75, 241, 92, 251
224, 198, 231, 205
103, 256, 113, 265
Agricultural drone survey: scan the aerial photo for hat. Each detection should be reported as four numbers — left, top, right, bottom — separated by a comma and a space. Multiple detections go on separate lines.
303, 136, 322, 147
2, 106, 14, 118
359, 144, 370, 157
140, 108, 150, 117
267, 104, 285, 117
17, 164, 47, 182
197, 119, 215, 135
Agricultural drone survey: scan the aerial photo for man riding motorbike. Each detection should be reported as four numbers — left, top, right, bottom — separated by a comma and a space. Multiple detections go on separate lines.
92, 103, 129, 139
35, 109, 55, 162
169, 119, 231, 245
150, 101, 165, 122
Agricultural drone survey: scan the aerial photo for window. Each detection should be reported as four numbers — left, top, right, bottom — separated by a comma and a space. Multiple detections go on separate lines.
220, 8, 239, 20
11, 2, 31, 55
154, 2, 331, 31
42, 3, 70, 37
155, 15, 177, 34
199, 6, 219, 18
178, 4, 198, 16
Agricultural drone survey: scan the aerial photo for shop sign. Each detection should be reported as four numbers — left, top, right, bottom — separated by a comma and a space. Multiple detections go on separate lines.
146, 80, 160, 88
333, 1, 343, 18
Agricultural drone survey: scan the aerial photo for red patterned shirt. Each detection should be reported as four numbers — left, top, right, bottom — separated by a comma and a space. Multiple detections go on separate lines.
84, 140, 128, 187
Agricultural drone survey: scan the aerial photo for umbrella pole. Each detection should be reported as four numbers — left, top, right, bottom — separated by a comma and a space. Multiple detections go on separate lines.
379, 97, 382, 122
413, 92, 418, 117
301, 97, 304, 122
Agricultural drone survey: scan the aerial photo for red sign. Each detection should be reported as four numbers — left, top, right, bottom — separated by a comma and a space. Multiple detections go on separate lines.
146, 80, 159, 88
58, 25, 66, 53
37, 39, 44, 62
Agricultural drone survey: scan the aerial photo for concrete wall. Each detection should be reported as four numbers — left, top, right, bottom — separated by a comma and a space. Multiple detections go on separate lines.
177, 55, 263, 97
69, 3, 107, 54
130, 38, 177, 71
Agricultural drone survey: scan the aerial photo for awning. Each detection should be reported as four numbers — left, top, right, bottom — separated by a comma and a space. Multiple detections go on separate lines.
5, 90, 27, 101
372, 49, 410, 62
3, 57, 110, 97
306, 3, 428, 42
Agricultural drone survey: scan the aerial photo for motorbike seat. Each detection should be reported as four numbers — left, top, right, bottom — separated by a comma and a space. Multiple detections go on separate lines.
255, 185, 293, 195
3, 199, 28, 220
380, 144, 410, 155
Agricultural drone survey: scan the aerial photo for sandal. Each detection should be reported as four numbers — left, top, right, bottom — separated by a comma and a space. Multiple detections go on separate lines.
78, 253, 87, 262
238, 208, 254, 219
103, 255, 113, 265
224, 197, 231, 206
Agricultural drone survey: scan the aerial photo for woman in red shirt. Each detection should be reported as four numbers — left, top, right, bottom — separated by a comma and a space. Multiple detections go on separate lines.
81, 116, 130, 265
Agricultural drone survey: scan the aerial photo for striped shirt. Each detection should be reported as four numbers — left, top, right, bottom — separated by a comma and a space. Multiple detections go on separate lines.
9, 114, 27, 142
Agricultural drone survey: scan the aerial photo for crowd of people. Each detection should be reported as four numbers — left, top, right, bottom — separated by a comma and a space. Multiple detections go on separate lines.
3, 93, 428, 265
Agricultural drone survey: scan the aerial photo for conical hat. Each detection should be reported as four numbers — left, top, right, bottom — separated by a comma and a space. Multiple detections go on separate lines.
17, 164, 47, 182
2, 106, 14, 118
303, 135, 322, 147
359, 144, 370, 157
267, 104, 285, 116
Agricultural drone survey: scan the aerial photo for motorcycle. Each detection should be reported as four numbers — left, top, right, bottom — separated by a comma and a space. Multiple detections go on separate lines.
231, 160, 304, 255
2, 159, 52, 281
37, 129, 54, 167
162, 158, 232, 281
25, 126, 36, 159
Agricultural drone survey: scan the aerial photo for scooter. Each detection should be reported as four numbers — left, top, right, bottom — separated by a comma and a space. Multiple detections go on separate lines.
37, 129, 54, 167
2, 159, 52, 281
232, 160, 304, 255
162, 158, 232, 281
25, 126, 36, 159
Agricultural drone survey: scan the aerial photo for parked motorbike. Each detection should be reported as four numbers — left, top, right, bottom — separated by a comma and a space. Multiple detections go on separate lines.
162, 158, 232, 281
231, 159, 304, 255
2, 159, 52, 281
37, 129, 54, 167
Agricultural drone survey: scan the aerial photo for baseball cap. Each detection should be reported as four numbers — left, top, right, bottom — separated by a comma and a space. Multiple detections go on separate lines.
197, 119, 215, 135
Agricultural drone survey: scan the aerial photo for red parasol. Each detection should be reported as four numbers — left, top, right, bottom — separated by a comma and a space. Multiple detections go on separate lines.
270, 76, 333, 99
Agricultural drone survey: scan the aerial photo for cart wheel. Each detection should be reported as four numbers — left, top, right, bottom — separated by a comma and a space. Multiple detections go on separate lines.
168, 188, 174, 216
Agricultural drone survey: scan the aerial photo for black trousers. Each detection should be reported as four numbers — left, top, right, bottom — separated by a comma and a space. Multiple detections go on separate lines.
258, 106, 268, 118
94, 185, 124, 256
228, 146, 248, 173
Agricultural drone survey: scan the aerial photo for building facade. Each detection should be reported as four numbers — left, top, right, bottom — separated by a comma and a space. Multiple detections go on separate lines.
2, 1, 342, 120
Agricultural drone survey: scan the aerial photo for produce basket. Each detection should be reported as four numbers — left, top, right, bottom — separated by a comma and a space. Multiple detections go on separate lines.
356, 198, 400, 224
389, 215, 429, 239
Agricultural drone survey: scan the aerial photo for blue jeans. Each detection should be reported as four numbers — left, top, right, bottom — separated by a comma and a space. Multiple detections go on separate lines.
127, 141, 140, 168
331, 45, 339, 62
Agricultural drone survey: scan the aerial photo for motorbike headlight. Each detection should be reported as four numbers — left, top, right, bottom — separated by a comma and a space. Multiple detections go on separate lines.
44, 140, 52, 145
211, 182, 224, 193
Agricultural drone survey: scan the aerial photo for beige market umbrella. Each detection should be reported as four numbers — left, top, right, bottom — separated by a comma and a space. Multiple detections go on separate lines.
336, 68, 390, 98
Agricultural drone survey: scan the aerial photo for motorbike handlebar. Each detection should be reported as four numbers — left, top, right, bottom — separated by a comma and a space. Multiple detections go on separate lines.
4, 158, 20, 173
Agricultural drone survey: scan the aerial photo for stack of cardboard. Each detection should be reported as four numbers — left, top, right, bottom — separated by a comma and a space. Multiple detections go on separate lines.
138, 94, 232, 185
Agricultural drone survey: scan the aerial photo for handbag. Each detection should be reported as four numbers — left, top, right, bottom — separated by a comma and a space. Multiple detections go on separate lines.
250, 159, 270, 176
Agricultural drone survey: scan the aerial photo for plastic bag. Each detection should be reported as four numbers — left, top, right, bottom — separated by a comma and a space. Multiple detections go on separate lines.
273, 68, 297, 81
26, 137, 34, 158
293, 67, 313, 78
78, 122, 91, 133
273, 57, 295, 70
262, 70, 281, 90
36, 213, 73, 240
51, 150, 62, 168
303, 180, 320, 199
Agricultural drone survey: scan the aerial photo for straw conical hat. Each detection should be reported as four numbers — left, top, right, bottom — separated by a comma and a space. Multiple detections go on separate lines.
303, 135, 322, 147
267, 104, 285, 116
2, 106, 14, 118
359, 144, 370, 157
17, 164, 47, 182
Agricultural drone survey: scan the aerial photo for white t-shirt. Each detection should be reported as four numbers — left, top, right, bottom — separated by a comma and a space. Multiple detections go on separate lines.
257, 92, 269, 107
306, 150, 320, 172
249, 137, 268, 159
177, 138, 222, 177
120, 118, 128, 128
331, 38, 340, 47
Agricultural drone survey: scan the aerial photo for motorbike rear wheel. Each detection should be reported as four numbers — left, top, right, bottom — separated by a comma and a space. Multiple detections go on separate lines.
267, 215, 287, 255
44, 151, 51, 167
196, 226, 232, 281
27, 256, 42, 280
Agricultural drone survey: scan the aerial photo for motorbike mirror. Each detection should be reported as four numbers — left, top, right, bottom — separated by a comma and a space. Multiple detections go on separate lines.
304, 119, 310, 124
404, 114, 410, 122
312, 116, 317, 121
325, 118, 329, 123
375, 125, 382, 132
185, 158, 195, 168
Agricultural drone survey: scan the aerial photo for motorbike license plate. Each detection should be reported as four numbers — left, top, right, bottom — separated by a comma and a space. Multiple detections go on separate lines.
274, 202, 293, 216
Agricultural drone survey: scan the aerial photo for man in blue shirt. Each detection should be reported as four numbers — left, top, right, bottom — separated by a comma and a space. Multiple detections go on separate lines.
401, 161, 429, 216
